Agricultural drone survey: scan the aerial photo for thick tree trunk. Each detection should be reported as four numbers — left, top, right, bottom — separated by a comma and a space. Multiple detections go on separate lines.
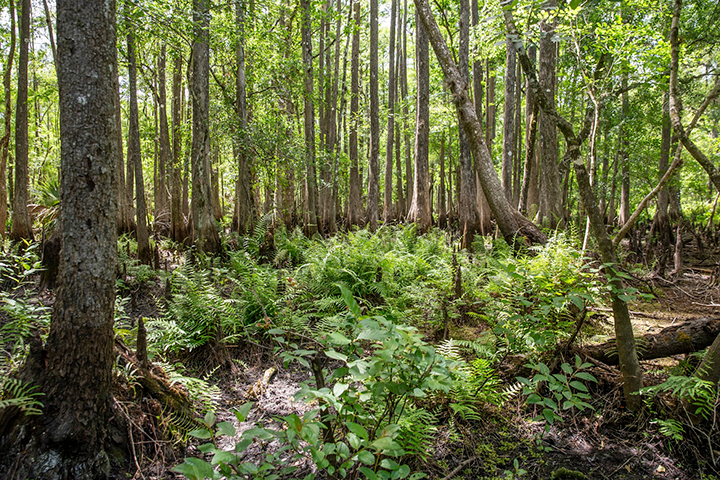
191, 0, 221, 254
406, 11, 431, 233
458, 0, 480, 249
128, 31, 151, 265
11, 0, 33, 243
413, 0, 545, 244
536, 0, 561, 229
519, 46, 538, 215
579, 317, 720, 366
301, 0, 319, 235
347, 0, 362, 227
2, 1, 121, 476
0, 0, 15, 239
401, 0, 411, 216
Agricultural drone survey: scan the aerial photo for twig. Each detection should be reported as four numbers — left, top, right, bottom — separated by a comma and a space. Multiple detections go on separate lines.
441, 456, 480, 480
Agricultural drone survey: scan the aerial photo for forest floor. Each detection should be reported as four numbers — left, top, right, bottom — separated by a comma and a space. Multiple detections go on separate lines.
117, 239, 720, 480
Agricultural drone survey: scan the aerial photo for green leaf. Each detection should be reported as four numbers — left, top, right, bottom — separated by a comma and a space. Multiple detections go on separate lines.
216, 421, 236, 437
569, 0, 582, 9
328, 332, 352, 345
359, 467, 380, 480
358, 449, 376, 465
334, 382, 349, 396
203, 411, 216, 428
560, 363, 573, 375
574, 372, 597, 383
339, 284, 362, 318
357, 328, 388, 341
173, 457, 216, 479
234, 402, 254, 423
346, 421, 369, 440
189, 428, 213, 439
326, 349, 348, 362
211, 450, 236, 465
569, 380, 588, 392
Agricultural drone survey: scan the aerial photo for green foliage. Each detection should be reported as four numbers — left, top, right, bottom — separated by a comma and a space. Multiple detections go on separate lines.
517, 356, 597, 428
157, 361, 221, 414
0, 377, 43, 416
642, 375, 718, 421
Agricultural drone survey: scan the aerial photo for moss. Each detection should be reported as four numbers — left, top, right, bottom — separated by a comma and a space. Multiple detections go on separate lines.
551, 467, 588, 479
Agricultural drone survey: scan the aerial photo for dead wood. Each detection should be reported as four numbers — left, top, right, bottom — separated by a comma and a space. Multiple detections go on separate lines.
576, 317, 720, 365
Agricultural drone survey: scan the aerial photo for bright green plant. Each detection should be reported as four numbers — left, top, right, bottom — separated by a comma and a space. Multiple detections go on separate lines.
517, 355, 597, 428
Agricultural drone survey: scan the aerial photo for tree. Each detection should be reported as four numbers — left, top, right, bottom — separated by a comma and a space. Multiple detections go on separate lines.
383, 0, 398, 224
301, 0, 319, 235
155, 44, 171, 235
347, 0, 362, 227
406, 10, 431, 233
0, 0, 120, 475
191, 0, 221, 254
234, 0, 254, 235
0, 0, 15, 239
502, 36, 517, 203
11, 0, 33, 242
367, 0, 380, 231
170, 49, 186, 243
127, 28, 151, 265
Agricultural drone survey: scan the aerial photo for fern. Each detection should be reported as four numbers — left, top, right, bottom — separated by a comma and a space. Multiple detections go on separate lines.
396, 405, 437, 461
0, 378, 44, 416
642, 375, 718, 420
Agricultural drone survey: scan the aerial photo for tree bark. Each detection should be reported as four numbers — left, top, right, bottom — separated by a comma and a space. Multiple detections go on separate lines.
127, 31, 151, 265
6, 0, 121, 475
502, 37, 516, 202
0, 0, 16, 239
11, 0, 33, 243
155, 44, 171, 235
407, 10, 431, 233
383, 0, 398, 224
301, 0, 319, 235
366, 0, 380, 231
579, 317, 720, 366
458, 0, 480, 249
170, 50, 186, 243
191, 0, 221, 254
235, 0, 255, 235
347, 0, 362, 227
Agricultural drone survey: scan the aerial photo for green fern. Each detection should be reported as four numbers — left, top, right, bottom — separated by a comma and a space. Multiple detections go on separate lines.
396, 405, 438, 461
0, 378, 44, 416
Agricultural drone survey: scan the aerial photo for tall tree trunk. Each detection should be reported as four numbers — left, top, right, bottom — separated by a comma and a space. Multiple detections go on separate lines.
519, 46, 538, 215
347, 0, 362, 227
156, 44, 171, 235
383, 0, 398, 223
0, 0, 16, 239
170, 50, 186, 243
127, 31, 151, 265
502, 38, 516, 202
407, 11, 431, 233
301, 0, 319, 235
458, 0, 480, 248
401, 0, 411, 215
115, 55, 134, 234
235, 0, 254, 235
191, 0, 221, 253
7, 0, 120, 475
438, 133, 447, 228
11, 0, 33, 242
536, 0, 561, 228
366, 0, 380, 231
651, 91, 673, 252
619, 77, 631, 226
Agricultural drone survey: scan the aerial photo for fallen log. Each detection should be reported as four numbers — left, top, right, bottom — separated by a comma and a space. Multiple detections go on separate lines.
576, 317, 720, 365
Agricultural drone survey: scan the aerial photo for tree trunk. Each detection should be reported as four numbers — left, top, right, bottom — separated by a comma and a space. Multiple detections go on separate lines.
235, 0, 255, 235
502, 37, 516, 202
127, 31, 151, 265
366, 0, 380, 231
170, 49, 186, 243
407, 10, 431, 233
619, 77, 631, 226
458, 0, 480, 249
347, 0, 362, 227
0, 0, 15, 239
413, 0, 545, 244
154, 45, 171, 235
579, 317, 720, 366
11, 0, 33, 243
301, 0, 319, 236
519, 46, 538, 215
536, 0, 561, 229
438, 133, 447, 228
3, 1, 120, 475
383, 0, 398, 224
191, 0, 221, 254
401, 0, 411, 216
